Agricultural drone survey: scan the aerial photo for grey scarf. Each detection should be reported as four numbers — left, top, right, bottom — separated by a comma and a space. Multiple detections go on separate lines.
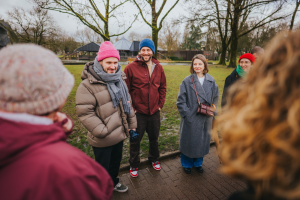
93, 57, 131, 114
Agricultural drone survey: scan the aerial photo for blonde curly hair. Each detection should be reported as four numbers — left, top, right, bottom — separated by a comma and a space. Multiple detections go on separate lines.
215, 31, 300, 199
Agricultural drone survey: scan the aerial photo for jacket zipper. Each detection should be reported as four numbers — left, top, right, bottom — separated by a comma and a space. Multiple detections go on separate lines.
145, 64, 151, 115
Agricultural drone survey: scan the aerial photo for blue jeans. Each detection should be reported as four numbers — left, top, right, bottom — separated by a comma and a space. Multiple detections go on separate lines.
181, 153, 203, 168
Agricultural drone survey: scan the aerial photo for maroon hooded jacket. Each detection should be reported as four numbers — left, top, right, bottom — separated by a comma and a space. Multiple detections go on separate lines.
124, 56, 167, 115
0, 117, 113, 200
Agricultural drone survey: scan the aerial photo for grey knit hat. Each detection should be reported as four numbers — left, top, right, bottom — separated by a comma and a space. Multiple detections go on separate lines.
0, 44, 74, 115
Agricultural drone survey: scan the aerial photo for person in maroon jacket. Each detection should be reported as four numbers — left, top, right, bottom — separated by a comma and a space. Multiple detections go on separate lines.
0, 44, 113, 200
124, 39, 167, 177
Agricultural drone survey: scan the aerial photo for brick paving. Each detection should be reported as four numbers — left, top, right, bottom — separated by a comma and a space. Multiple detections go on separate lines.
113, 146, 247, 200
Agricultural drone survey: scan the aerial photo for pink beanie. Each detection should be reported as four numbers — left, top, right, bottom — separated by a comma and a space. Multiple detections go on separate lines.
97, 41, 120, 61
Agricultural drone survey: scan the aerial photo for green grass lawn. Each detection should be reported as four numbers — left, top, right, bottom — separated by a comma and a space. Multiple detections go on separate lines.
62, 64, 233, 164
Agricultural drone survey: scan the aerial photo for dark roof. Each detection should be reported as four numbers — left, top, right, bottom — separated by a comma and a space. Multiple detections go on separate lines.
76, 42, 100, 52
130, 41, 140, 52
113, 37, 131, 51
0, 22, 10, 48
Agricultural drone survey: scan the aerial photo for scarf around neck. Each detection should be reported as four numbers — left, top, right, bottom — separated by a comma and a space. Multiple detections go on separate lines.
236, 65, 247, 77
92, 57, 131, 114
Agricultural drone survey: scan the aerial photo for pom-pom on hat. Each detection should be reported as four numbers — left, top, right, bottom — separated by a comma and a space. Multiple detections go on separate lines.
0, 44, 74, 115
97, 41, 120, 61
239, 53, 255, 64
139, 38, 155, 54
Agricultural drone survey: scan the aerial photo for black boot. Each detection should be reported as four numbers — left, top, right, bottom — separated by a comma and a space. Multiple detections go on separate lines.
195, 166, 203, 173
183, 168, 191, 174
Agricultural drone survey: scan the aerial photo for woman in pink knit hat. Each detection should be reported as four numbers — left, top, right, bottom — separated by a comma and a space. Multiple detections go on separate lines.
76, 41, 137, 193
0, 44, 114, 200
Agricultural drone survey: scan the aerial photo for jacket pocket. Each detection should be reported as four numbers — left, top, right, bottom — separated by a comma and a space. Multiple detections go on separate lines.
132, 90, 141, 106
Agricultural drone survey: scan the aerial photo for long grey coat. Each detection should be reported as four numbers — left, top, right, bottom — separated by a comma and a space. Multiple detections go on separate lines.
177, 73, 219, 158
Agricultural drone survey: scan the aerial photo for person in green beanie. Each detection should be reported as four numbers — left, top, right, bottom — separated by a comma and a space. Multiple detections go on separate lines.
221, 53, 255, 107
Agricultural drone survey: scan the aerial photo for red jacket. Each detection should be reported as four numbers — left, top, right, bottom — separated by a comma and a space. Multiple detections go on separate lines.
124, 56, 167, 115
0, 117, 113, 200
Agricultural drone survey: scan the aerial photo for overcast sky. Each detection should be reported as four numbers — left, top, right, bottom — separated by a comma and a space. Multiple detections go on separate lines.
0, 0, 186, 40
1, 0, 298, 42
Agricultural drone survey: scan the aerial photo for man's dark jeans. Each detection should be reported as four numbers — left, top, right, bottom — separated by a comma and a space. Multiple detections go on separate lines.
129, 111, 160, 168
93, 141, 123, 186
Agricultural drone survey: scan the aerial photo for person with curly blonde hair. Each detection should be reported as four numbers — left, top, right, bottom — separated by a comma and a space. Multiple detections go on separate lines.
215, 31, 300, 200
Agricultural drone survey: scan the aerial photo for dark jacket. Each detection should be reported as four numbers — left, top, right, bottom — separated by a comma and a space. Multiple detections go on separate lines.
124, 55, 167, 115
177, 73, 219, 158
76, 61, 137, 148
0, 116, 113, 200
228, 185, 285, 200
221, 68, 241, 107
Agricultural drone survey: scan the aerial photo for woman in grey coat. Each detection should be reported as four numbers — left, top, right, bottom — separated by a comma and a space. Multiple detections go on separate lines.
177, 54, 219, 174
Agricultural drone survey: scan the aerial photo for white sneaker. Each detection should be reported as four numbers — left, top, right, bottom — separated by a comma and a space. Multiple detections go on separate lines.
113, 183, 128, 192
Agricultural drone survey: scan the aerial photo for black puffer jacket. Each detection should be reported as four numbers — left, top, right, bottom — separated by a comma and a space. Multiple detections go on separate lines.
221, 69, 241, 107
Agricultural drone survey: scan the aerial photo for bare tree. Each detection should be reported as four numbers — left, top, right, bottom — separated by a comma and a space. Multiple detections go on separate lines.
159, 20, 181, 58
128, 31, 141, 42
84, 27, 103, 43
290, 0, 300, 30
205, 25, 221, 52
7, 6, 59, 45
132, 0, 180, 57
34, 0, 138, 41
182, 0, 288, 67
182, 0, 232, 65
74, 29, 88, 45
227, 0, 287, 68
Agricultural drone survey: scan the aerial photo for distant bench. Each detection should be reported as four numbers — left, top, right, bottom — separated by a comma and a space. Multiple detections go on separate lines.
127, 57, 135, 64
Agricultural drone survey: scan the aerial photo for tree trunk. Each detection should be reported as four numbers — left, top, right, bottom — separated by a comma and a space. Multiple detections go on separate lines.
228, 0, 241, 68
218, 40, 227, 65
290, 1, 300, 30
151, 1, 158, 58
228, 36, 238, 68
152, 28, 158, 58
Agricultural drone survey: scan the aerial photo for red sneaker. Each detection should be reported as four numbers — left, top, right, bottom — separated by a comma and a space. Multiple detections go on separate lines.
130, 167, 138, 177
152, 161, 161, 170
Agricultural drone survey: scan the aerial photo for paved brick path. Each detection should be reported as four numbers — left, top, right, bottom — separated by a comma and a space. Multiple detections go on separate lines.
113, 146, 247, 200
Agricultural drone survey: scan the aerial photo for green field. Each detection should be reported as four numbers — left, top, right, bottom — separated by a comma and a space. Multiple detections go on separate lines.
62, 64, 233, 164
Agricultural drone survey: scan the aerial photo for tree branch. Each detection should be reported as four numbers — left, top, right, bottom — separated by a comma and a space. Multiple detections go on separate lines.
109, 14, 139, 37
156, 0, 167, 18
109, 0, 129, 14
132, 0, 152, 27
158, 0, 180, 30
88, 0, 106, 22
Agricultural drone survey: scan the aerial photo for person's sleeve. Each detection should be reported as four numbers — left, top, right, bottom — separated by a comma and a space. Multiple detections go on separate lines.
158, 67, 167, 109
124, 66, 136, 112
124, 66, 131, 92
51, 158, 114, 200
75, 83, 109, 138
176, 81, 190, 118
221, 76, 231, 107
213, 82, 219, 115
127, 94, 137, 130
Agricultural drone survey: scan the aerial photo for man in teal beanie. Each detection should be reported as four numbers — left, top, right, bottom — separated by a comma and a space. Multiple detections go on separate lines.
124, 38, 167, 177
